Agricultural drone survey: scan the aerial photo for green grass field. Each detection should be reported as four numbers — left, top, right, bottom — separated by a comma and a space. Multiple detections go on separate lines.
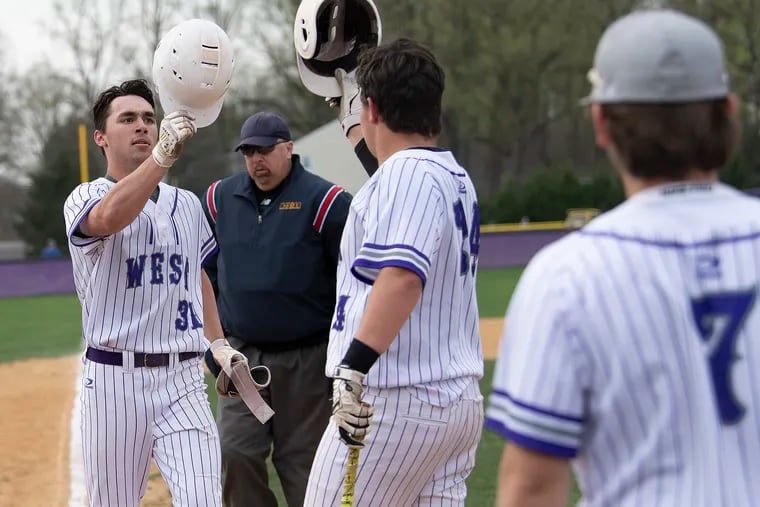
0, 294, 83, 362
0, 267, 523, 362
0, 267, 585, 506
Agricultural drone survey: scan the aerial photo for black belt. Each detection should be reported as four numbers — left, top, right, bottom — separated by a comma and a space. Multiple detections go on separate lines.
86, 347, 202, 367
229, 331, 328, 353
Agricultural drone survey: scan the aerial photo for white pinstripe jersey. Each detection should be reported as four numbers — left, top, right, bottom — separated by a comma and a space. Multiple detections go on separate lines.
325, 148, 484, 406
63, 178, 217, 353
487, 182, 760, 506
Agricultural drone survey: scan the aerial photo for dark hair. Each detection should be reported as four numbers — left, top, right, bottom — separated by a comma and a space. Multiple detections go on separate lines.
356, 38, 444, 137
92, 79, 155, 132
601, 99, 740, 179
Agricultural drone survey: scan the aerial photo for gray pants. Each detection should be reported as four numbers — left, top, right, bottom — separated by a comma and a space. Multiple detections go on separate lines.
217, 339, 331, 507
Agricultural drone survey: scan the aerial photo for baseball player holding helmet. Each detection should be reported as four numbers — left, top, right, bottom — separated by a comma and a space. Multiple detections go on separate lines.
63, 19, 253, 507
294, 3, 485, 504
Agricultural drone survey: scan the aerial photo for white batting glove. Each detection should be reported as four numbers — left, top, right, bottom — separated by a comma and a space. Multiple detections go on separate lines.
210, 339, 275, 423
209, 338, 242, 371
152, 110, 197, 168
210, 338, 250, 394
332, 365, 373, 448
330, 69, 362, 137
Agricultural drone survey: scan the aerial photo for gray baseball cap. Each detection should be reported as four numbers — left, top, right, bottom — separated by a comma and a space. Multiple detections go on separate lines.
585, 9, 729, 103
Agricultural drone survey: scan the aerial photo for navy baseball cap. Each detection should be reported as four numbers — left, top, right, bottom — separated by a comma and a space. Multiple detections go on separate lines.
235, 111, 292, 151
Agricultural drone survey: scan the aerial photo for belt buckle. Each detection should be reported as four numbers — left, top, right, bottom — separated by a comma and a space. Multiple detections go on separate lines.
143, 353, 159, 368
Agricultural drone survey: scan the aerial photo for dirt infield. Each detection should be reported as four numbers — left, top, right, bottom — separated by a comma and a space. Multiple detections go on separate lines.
0, 356, 78, 507
479, 317, 505, 359
1, 318, 504, 505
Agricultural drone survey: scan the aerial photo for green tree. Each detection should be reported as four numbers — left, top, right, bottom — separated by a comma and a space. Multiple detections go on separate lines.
16, 0, 760, 217
481, 169, 625, 224
16, 117, 90, 256
234, 0, 338, 135
581, 172, 626, 211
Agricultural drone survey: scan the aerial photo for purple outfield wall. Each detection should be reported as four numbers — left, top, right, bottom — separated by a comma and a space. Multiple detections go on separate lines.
478, 229, 568, 269
0, 258, 77, 298
0, 229, 569, 298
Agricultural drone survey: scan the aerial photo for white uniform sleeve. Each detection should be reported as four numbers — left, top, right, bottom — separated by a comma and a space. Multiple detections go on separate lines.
485, 245, 593, 458
351, 159, 443, 286
63, 181, 110, 249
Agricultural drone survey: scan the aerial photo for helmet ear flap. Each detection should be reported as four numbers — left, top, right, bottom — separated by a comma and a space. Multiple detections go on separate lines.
151, 19, 235, 128
294, 5, 319, 60
293, 0, 382, 98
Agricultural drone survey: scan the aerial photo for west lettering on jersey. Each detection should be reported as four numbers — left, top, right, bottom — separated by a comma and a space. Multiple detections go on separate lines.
64, 176, 221, 505
126, 255, 147, 289
126, 252, 189, 289
150, 253, 164, 284
65, 178, 215, 352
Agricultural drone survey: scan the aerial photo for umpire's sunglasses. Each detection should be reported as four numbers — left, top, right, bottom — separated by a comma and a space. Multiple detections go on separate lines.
239, 141, 288, 157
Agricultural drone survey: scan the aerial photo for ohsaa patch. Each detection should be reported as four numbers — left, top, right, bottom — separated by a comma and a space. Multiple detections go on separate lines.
279, 201, 302, 210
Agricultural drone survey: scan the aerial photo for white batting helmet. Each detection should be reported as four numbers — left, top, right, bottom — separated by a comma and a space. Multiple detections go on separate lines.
294, 0, 381, 98
152, 19, 235, 128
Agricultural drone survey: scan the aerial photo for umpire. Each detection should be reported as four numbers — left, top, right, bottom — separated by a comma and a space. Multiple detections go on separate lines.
201, 111, 351, 507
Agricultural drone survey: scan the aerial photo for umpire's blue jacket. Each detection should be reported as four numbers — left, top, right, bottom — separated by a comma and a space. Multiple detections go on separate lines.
201, 154, 352, 350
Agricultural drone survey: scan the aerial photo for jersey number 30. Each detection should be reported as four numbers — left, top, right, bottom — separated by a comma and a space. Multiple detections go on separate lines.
690, 288, 755, 425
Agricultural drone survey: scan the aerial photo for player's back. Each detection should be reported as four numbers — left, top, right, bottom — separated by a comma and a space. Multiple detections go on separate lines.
328, 148, 483, 406
562, 182, 760, 506
368, 149, 483, 396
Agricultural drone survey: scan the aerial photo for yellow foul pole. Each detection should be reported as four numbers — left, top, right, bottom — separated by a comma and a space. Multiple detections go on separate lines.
78, 124, 89, 183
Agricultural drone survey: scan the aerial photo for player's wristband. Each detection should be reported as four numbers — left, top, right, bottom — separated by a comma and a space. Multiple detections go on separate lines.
204, 348, 222, 377
354, 139, 378, 177
340, 338, 380, 374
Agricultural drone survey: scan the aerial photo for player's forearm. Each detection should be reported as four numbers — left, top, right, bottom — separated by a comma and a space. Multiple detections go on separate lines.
201, 270, 225, 342
80, 157, 169, 237
346, 125, 363, 148
496, 446, 571, 507
354, 267, 422, 355
353, 137, 379, 177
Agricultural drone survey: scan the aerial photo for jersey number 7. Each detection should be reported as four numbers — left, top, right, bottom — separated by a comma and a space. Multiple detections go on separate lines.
690, 288, 756, 425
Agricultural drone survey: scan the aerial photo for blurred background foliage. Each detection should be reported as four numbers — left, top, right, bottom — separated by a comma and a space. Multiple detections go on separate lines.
1, 0, 758, 252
